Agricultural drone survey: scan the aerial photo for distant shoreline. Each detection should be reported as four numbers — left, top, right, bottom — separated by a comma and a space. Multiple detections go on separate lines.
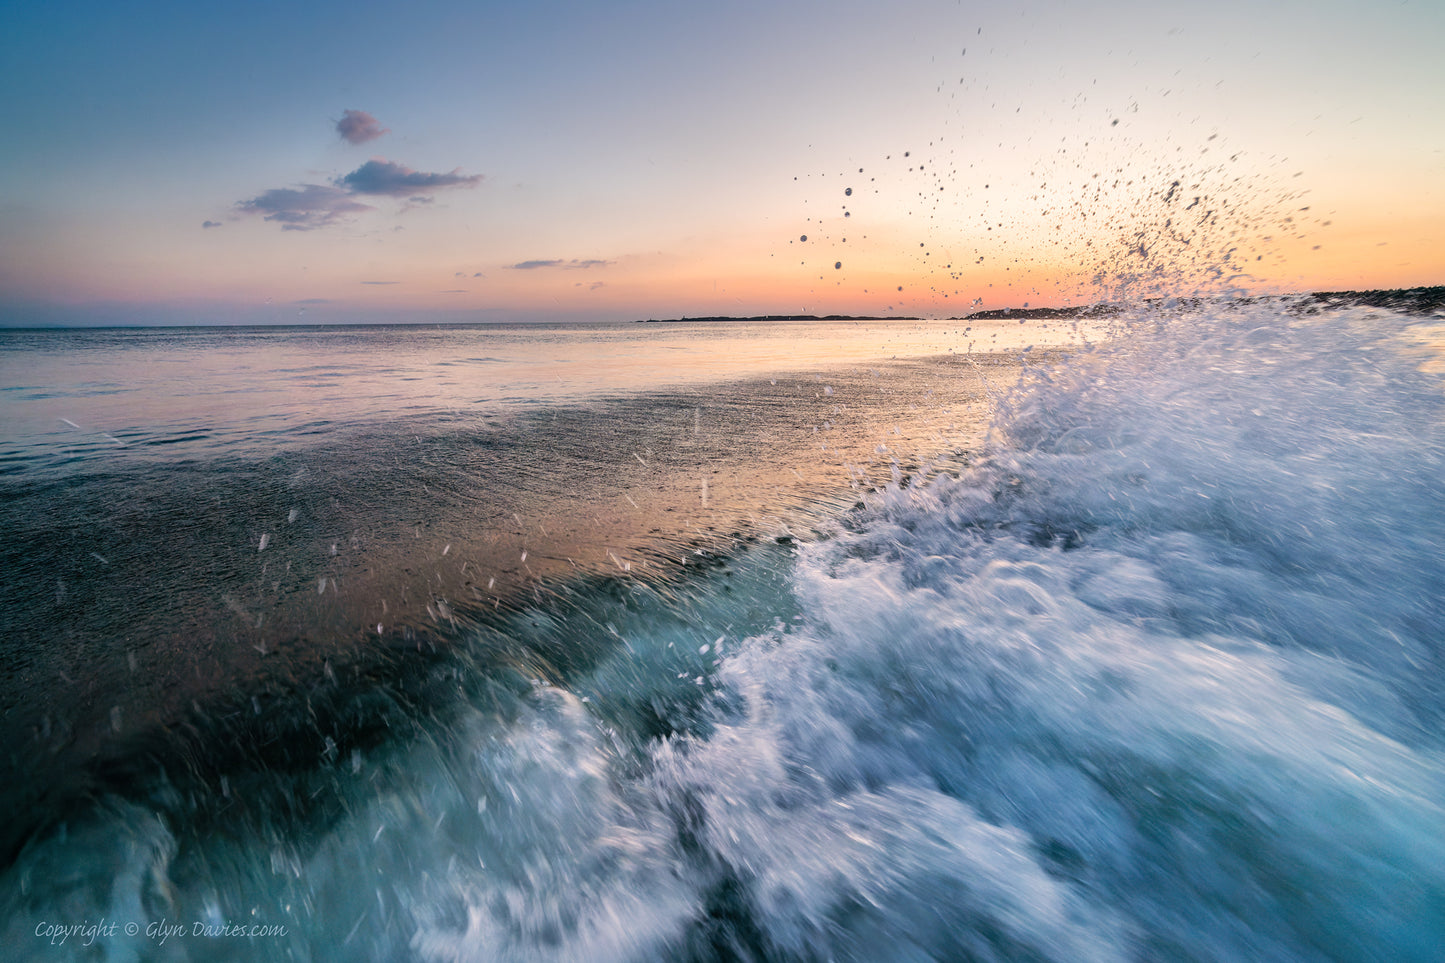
643, 286, 1445, 326
2, 287, 1439, 331
957, 286, 1445, 321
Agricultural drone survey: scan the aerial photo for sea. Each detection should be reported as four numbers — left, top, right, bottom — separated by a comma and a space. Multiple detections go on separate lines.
1, 303, 1442, 961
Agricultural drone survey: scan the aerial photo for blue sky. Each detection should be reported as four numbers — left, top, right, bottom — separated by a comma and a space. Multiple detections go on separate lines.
1, 0, 1441, 324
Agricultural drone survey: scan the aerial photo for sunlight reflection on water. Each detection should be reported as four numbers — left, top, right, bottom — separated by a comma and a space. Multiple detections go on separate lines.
0, 318, 1084, 478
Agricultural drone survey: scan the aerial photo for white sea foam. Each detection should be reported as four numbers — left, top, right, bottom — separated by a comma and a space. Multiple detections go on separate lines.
662, 301, 1445, 961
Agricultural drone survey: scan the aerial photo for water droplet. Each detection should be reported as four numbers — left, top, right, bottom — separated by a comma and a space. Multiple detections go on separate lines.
834, 261, 842, 269
845, 187, 852, 196
800, 234, 808, 242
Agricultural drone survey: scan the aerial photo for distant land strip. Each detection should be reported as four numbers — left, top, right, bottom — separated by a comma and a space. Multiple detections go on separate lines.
1291, 286, 1444, 315
647, 284, 1445, 326
637, 287, 1442, 326
960, 286, 1445, 321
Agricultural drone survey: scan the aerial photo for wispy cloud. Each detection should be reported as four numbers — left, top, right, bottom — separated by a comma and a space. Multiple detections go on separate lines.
201, 220, 222, 229
507, 258, 613, 270
231, 115, 481, 231
361, 280, 398, 285
338, 159, 482, 197
294, 298, 332, 304
336, 109, 388, 145
235, 185, 372, 231
234, 160, 480, 231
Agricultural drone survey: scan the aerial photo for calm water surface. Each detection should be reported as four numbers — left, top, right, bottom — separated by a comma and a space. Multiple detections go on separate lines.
0, 319, 1062, 477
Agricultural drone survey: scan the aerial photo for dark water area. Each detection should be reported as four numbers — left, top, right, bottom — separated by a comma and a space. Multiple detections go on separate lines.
3, 305, 1444, 961
0, 321, 1029, 874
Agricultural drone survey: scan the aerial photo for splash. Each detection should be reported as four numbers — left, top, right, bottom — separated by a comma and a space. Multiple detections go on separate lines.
785, 31, 1332, 316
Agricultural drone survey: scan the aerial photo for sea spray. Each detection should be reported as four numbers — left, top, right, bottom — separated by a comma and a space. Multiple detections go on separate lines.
652, 300, 1445, 961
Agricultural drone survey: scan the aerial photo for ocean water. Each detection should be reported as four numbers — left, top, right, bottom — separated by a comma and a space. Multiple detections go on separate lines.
2, 305, 1443, 961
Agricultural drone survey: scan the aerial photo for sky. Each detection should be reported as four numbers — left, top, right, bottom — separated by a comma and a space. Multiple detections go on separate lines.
0, 0, 1441, 325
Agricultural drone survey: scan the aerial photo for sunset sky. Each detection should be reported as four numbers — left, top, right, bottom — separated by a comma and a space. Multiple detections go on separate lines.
1, 0, 1441, 325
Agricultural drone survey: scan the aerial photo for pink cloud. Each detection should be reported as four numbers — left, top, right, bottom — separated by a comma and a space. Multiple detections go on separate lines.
235, 185, 372, 231
336, 109, 388, 145
337, 159, 482, 197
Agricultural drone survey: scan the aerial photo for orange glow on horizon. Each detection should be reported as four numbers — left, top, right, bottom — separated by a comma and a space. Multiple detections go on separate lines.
4, 187, 1437, 326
